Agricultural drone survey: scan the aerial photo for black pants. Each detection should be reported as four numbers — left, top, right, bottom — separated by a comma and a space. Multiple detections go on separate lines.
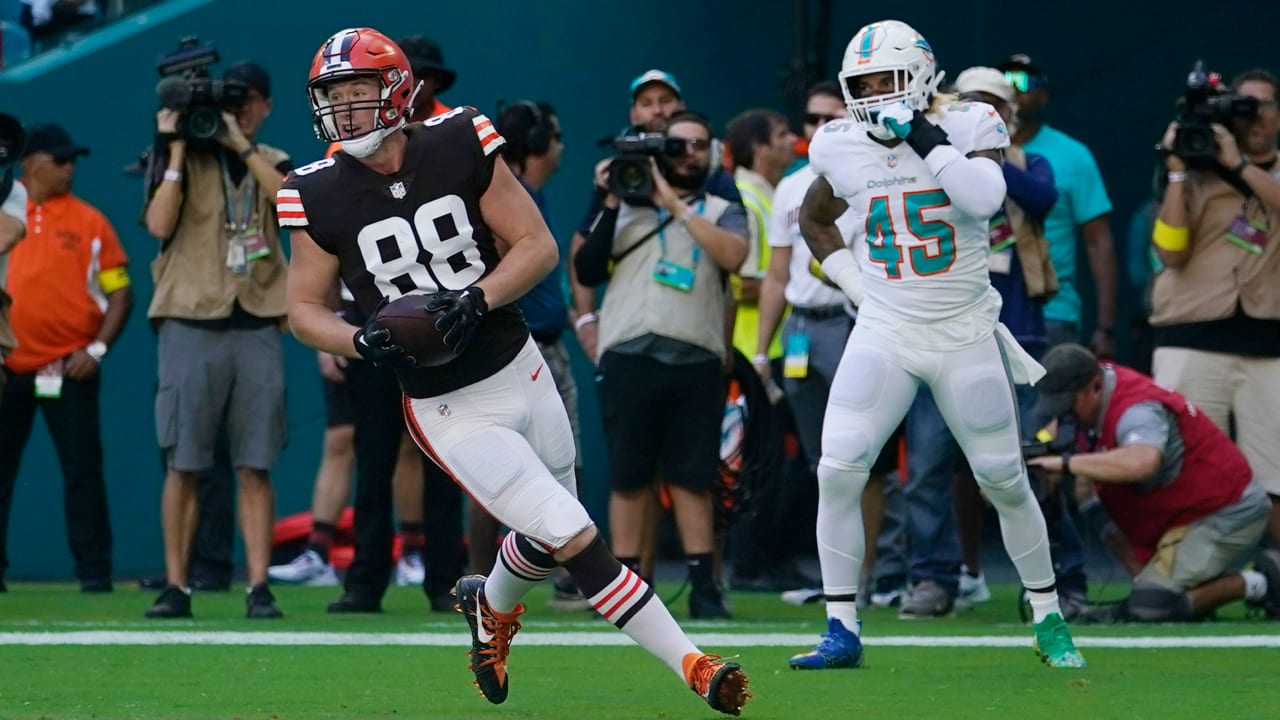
342, 359, 465, 601
0, 371, 112, 584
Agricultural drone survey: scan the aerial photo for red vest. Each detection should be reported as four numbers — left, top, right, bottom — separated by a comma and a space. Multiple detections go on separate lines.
1094, 365, 1251, 563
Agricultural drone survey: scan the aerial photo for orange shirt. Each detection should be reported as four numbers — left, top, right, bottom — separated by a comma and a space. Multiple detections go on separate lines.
5, 190, 128, 373
323, 99, 452, 158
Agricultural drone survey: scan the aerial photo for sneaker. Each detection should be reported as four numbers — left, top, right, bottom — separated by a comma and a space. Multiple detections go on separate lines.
869, 585, 905, 608
395, 551, 426, 587
898, 580, 954, 619
690, 583, 733, 619
682, 652, 750, 716
327, 593, 382, 613
268, 549, 338, 586
1060, 590, 1089, 621
547, 574, 592, 611
779, 587, 824, 606
246, 583, 283, 619
145, 585, 192, 618
789, 618, 863, 669
453, 574, 523, 705
957, 567, 991, 606
1247, 549, 1280, 618
1033, 612, 1087, 668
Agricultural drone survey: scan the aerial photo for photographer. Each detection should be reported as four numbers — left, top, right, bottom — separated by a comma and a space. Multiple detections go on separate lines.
142, 60, 292, 619
1151, 67, 1280, 548
1027, 344, 1279, 622
575, 111, 747, 618
0, 115, 25, 394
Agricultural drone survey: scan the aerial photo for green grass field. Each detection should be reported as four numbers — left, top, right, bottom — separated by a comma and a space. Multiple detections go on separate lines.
1, 582, 1277, 719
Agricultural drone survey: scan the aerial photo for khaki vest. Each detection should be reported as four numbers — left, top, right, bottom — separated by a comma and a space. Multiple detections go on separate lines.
1150, 168, 1280, 325
1005, 146, 1058, 299
147, 143, 289, 322
597, 196, 733, 361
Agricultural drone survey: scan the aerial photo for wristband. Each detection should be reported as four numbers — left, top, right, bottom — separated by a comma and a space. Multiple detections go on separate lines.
163, 169, 182, 183
574, 312, 598, 331
752, 353, 769, 365
85, 341, 108, 363
678, 204, 698, 225
239, 145, 258, 161
1167, 171, 1187, 183
1152, 218, 1190, 252
1232, 157, 1248, 175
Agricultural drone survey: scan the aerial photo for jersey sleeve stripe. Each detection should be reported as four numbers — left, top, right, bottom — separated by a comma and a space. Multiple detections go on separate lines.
480, 134, 506, 156
277, 189, 301, 199
279, 216, 309, 227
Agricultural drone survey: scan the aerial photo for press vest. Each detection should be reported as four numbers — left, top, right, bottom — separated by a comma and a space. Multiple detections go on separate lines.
597, 196, 733, 361
1150, 166, 1280, 325
1004, 146, 1058, 299
1094, 364, 1252, 563
147, 143, 290, 322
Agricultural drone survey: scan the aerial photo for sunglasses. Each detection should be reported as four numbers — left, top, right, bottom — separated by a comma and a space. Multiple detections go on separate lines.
805, 113, 842, 125
1003, 70, 1044, 93
673, 137, 711, 152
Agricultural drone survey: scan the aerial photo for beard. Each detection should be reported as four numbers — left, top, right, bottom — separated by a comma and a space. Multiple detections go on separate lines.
664, 162, 709, 192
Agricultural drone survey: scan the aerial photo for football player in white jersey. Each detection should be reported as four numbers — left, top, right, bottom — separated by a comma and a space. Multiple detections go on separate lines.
787, 19, 1086, 670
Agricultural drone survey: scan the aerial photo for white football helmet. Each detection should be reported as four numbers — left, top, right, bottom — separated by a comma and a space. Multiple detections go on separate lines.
838, 20, 944, 134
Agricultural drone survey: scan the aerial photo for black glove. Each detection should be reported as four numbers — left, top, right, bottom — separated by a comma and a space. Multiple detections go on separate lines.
426, 286, 488, 356
352, 303, 416, 368
902, 111, 951, 159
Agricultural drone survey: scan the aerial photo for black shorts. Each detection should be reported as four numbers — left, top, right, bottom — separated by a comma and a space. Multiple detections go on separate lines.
323, 372, 356, 428
596, 350, 725, 492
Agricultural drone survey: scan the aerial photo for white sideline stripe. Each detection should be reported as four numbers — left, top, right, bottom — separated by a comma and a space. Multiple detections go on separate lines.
0, 631, 1277, 648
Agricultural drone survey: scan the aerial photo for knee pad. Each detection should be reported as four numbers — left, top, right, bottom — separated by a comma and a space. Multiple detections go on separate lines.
820, 428, 875, 474
970, 451, 1026, 493
1127, 584, 1193, 622
502, 477, 593, 550
949, 369, 1015, 435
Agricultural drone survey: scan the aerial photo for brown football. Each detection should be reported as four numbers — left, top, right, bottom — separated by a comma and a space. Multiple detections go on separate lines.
374, 293, 457, 367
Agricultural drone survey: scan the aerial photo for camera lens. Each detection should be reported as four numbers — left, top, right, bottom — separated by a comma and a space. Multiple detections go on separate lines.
186, 107, 221, 140
617, 161, 646, 192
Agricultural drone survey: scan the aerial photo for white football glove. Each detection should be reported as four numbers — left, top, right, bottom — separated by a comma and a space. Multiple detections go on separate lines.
874, 101, 916, 140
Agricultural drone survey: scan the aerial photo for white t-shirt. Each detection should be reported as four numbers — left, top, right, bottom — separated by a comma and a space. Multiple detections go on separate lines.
769, 164, 856, 311
0, 181, 27, 288
808, 101, 1011, 350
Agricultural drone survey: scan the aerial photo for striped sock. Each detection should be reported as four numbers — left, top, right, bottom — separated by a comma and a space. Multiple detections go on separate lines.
484, 532, 557, 613
565, 536, 699, 679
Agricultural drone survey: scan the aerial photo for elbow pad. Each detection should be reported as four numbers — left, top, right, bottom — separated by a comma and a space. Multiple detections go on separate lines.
924, 146, 1007, 218
819, 248, 864, 306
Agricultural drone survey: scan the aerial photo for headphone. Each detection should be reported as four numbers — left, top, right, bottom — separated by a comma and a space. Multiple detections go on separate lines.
498, 99, 552, 155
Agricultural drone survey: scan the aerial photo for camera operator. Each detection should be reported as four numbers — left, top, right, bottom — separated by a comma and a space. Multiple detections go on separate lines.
575, 111, 748, 618
1027, 344, 1279, 622
142, 60, 292, 620
1151, 67, 1280, 549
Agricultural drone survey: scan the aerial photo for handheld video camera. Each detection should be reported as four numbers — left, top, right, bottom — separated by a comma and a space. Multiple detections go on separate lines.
608, 132, 688, 205
1173, 60, 1259, 165
155, 36, 248, 141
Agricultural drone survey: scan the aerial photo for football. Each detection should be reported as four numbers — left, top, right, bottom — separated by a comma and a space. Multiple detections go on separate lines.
374, 293, 457, 367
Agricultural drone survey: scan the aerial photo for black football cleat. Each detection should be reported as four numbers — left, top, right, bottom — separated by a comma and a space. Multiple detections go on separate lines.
452, 574, 524, 704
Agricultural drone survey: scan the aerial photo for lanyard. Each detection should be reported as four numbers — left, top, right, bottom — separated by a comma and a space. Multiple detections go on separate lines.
656, 197, 705, 266
220, 150, 256, 233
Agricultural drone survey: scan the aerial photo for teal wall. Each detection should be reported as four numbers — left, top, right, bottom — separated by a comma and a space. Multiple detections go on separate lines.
0, 0, 797, 579
0, 1, 1272, 580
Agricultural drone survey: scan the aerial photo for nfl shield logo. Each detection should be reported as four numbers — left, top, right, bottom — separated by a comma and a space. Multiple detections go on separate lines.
389, 182, 406, 199
886, 154, 898, 168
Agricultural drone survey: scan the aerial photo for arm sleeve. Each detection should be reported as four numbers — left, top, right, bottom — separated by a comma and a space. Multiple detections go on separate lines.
924, 146, 1007, 219
576, 191, 605, 237
575, 206, 619, 287
2, 181, 26, 225
1004, 153, 1058, 221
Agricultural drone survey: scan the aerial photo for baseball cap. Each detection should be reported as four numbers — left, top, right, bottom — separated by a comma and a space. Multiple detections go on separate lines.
953, 66, 1016, 105
997, 53, 1047, 92
1033, 343, 1100, 419
223, 61, 272, 99
22, 123, 89, 162
630, 69, 682, 101
396, 36, 457, 94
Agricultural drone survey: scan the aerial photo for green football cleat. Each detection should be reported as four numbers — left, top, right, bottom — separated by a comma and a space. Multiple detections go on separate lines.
1033, 612, 1087, 669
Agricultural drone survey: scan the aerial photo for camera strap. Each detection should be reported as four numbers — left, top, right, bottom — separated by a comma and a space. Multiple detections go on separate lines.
610, 214, 676, 265
656, 197, 706, 268
220, 151, 256, 233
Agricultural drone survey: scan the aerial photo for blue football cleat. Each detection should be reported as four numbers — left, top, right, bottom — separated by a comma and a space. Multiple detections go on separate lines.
789, 618, 863, 669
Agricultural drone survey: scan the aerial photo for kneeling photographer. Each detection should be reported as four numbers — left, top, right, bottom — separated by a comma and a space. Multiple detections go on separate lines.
1027, 344, 1279, 623
574, 111, 748, 618
141, 39, 293, 619
1151, 65, 1280, 550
